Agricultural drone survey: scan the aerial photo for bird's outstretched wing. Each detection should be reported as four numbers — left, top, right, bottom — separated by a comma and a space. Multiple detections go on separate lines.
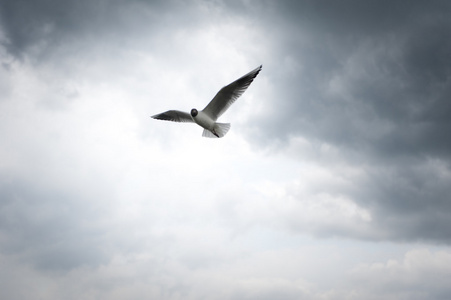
151, 110, 194, 123
202, 65, 262, 121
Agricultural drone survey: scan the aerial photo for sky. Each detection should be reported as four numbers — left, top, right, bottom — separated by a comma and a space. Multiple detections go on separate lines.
1, 0, 451, 299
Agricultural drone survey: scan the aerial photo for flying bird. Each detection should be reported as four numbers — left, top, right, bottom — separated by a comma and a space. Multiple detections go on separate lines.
151, 65, 262, 138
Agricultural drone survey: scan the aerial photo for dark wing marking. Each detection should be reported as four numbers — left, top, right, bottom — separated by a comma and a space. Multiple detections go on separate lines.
151, 110, 194, 123
202, 65, 262, 121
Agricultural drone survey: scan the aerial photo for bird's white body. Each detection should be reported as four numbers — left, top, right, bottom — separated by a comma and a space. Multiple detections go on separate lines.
192, 110, 230, 138
151, 65, 262, 138
192, 111, 215, 131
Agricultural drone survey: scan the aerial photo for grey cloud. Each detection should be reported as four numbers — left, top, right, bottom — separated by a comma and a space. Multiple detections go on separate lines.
249, 1, 451, 157
0, 0, 108, 57
237, 1, 451, 243
0, 179, 109, 270
0, 0, 199, 61
359, 161, 451, 243
350, 249, 451, 300
0, 176, 176, 272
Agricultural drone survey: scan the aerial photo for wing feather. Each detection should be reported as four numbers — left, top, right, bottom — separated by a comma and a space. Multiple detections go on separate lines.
202, 65, 262, 121
151, 110, 194, 123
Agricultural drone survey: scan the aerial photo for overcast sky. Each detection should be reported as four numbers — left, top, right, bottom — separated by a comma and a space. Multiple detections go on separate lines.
1, 0, 451, 299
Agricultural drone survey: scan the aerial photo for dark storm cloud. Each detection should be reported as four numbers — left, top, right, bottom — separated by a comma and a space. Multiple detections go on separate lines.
241, 1, 451, 243
249, 0, 451, 157
0, 0, 196, 61
349, 159, 451, 243
0, 0, 110, 58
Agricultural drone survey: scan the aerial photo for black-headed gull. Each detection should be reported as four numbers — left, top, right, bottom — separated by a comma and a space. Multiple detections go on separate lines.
151, 65, 262, 138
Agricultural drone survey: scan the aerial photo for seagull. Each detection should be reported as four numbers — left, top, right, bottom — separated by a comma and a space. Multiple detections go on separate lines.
151, 65, 262, 138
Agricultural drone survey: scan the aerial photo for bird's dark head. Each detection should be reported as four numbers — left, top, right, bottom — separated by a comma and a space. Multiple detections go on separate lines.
190, 108, 198, 117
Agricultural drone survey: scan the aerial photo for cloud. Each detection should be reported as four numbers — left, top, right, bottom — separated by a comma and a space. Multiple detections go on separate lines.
0, 179, 108, 270
2, 244, 450, 300
248, 1, 451, 156
351, 248, 451, 300
234, 0, 451, 243
0, 0, 169, 59
1, 0, 451, 299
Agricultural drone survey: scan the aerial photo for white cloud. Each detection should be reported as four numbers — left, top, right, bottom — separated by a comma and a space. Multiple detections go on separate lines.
350, 248, 451, 300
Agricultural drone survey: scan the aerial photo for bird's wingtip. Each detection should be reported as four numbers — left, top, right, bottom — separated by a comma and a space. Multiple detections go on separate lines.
150, 113, 163, 119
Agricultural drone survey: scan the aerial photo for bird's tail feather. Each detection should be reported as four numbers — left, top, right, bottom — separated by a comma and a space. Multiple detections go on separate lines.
202, 123, 231, 138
